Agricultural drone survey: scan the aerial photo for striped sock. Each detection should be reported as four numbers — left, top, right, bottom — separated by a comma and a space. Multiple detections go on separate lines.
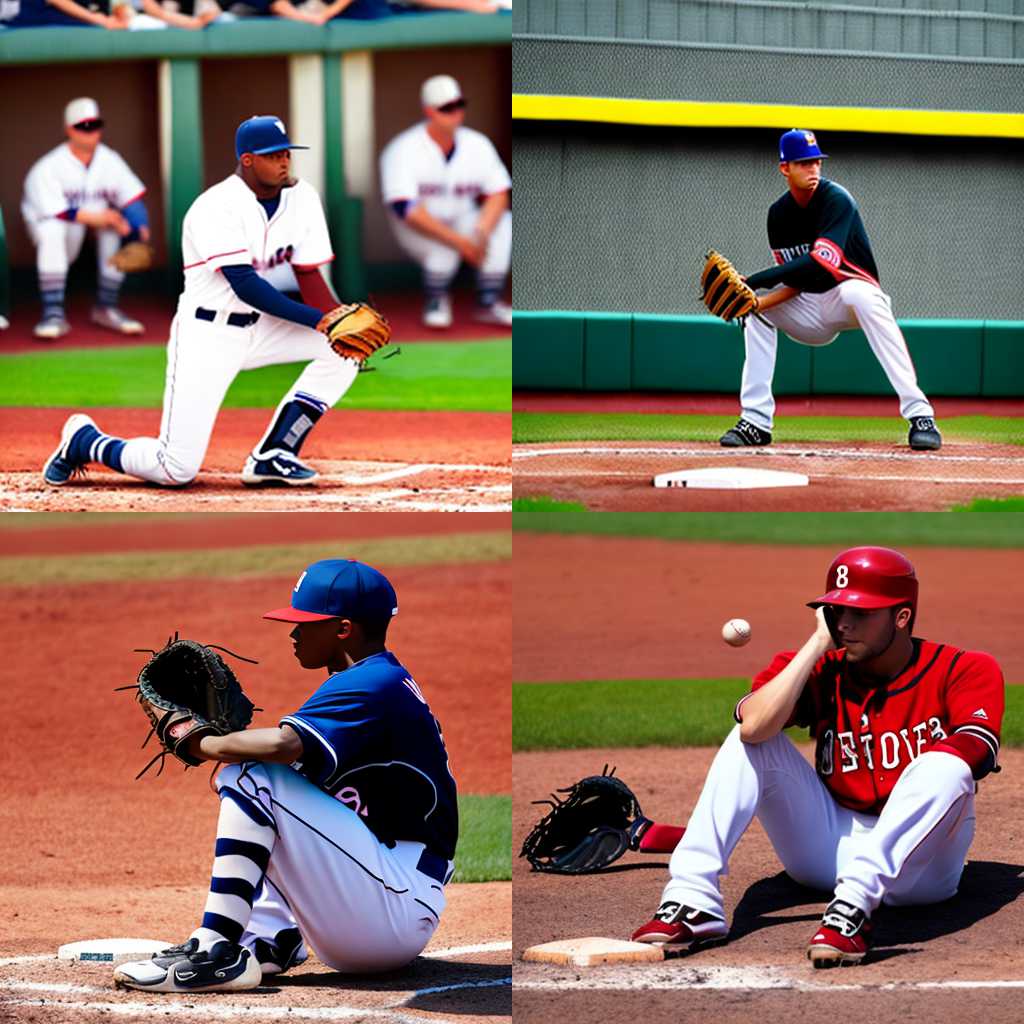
191, 790, 276, 951
476, 273, 505, 309
67, 424, 126, 473
97, 276, 121, 308
39, 274, 67, 320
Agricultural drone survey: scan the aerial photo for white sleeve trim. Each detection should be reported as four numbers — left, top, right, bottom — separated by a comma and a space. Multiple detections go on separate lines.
281, 715, 338, 779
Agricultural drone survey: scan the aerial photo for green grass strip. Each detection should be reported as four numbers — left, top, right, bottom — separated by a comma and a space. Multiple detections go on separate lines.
511, 496, 587, 512
0, 341, 511, 413
953, 497, 1024, 511
511, 512, 1024, 548
453, 794, 511, 883
514, 679, 1024, 750
513, 412, 1024, 446
0, 531, 511, 585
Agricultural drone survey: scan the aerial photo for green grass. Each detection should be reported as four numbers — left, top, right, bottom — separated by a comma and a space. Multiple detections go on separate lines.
0, 341, 511, 413
453, 794, 511, 883
511, 512, 1024, 547
514, 679, 1024, 751
513, 412, 1024, 446
953, 497, 1024, 512
0, 531, 511, 585
511, 496, 587, 512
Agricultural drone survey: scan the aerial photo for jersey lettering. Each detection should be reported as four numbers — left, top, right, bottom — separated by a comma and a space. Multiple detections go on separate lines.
335, 785, 369, 818
818, 728, 834, 775
837, 731, 859, 772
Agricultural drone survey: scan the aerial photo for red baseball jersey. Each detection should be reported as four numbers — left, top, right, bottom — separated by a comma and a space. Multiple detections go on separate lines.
737, 639, 1004, 815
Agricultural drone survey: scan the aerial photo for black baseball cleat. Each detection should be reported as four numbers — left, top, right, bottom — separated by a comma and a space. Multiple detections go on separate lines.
113, 938, 262, 993
908, 416, 942, 451
719, 418, 772, 447
254, 927, 307, 976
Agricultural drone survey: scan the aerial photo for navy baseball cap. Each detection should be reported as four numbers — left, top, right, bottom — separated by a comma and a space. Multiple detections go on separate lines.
235, 115, 309, 160
779, 129, 828, 162
263, 560, 398, 623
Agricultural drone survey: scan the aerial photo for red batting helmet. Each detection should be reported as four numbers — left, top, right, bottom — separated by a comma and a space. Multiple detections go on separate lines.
807, 546, 918, 630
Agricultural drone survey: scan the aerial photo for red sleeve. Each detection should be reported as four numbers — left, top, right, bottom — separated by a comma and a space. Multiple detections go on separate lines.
930, 650, 1004, 779
294, 265, 339, 315
734, 649, 820, 729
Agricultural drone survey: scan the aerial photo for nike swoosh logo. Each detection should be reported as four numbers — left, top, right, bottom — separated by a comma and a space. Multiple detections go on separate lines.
270, 460, 293, 475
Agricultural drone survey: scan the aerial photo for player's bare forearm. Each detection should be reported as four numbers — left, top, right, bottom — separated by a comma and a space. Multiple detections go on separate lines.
194, 725, 303, 764
474, 190, 509, 239
739, 610, 834, 743
756, 285, 799, 311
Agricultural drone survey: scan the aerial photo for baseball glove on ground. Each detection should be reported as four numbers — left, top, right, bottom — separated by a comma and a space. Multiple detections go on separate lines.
316, 302, 391, 363
700, 250, 758, 322
520, 766, 653, 874
117, 636, 257, 778
108, 241, 155, 274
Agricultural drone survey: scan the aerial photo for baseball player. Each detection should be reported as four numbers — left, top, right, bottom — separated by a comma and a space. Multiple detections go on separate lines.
43, 115, 365, 489
719, 130, 942, 452
632, 546, 1004, 967
379, 74, 511, 329
113, 559, 458, 993
21, 97, 150, 340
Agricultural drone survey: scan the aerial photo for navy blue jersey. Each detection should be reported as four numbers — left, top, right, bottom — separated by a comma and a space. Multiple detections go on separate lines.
746, 179, 880, 294
281, 651, 458, 859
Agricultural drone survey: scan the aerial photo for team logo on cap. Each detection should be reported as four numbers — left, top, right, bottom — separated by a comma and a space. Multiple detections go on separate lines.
294, 570, 307, 593
804, 131, 817, 145
274, 118, 286, 135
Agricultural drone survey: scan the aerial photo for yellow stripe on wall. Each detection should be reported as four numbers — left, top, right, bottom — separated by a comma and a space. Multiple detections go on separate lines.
512, 94, 1024, 139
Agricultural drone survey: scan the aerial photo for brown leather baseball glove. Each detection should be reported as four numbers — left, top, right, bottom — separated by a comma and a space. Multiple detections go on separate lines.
108, 241, 156, 274
700, 250, 758, 322
316, 302, 391, 363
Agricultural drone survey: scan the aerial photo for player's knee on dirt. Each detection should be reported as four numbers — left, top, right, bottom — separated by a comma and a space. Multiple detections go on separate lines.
159, 451, 202, 487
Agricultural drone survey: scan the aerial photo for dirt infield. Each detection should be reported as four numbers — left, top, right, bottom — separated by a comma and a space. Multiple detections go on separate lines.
0, 515, 511, 1023
513, 532, 1023, 1022
2, 407, 510, 511
513, 440, 1024, 511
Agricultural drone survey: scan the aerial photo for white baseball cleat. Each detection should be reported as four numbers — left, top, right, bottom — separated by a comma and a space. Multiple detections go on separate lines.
42, 413, 98, 486
241, 448, 319, 486
91, 305, 144, 335
423, 295, 453, 329
113, 938, 262, 993
34, 315, 71, 340
473, 301, 512, 326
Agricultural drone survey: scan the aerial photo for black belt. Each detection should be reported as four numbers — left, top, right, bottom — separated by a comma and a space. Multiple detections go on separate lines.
416, 850, 451, 884
195, 307, 260, 328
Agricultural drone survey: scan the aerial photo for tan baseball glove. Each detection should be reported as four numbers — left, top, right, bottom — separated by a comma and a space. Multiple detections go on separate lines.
108, 241, 156, 274
700, 250, 758, 322
316, 302, 392, 363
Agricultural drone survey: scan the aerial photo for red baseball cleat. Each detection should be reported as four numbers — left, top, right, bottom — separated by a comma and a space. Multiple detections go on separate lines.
631, 902, 728, 947
807, 899, 872, 968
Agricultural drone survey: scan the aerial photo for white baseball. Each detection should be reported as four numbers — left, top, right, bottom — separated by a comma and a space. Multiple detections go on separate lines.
722, 618, 752, 647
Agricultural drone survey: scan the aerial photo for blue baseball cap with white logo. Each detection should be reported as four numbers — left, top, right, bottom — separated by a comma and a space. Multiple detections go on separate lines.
779, 129, 828, 162
263, 560, 398, 623
235, 115, 309, 160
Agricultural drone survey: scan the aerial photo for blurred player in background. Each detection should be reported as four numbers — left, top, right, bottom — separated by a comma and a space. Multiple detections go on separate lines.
380, 75, 511, 329
21, 97, 151, 339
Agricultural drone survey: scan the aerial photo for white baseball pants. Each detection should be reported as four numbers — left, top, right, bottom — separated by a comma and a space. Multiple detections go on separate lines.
388, 208, 511, 286
116, 307, 359, 485
27, 217, 126, 287
739, 280, 934, 431
660, 726, 975, 921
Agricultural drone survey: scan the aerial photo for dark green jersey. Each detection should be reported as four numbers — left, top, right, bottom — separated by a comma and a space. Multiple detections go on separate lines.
746, 179, 881, 294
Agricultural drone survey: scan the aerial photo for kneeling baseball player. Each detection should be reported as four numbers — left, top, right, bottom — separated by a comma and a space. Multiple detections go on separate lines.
632, 546, 1003, 967
43, 115, 389, 490
114, 559, 457, 992
709, 130, 941, 452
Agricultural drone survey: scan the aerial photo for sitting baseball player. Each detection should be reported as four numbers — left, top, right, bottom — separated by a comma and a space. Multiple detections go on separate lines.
113, 559, 457, 993
632, 546, 1003, 967
718, 130, 941, 452
21, 97, 150, 340
42, 115, 386, 489
379, 75, 511, 329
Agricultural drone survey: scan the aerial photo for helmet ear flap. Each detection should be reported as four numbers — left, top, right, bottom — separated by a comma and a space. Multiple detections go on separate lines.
823, 605, 842, 648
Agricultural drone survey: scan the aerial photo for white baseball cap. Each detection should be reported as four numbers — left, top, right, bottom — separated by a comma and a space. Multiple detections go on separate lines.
421, 75, 463, 109
65, 97, 101, 127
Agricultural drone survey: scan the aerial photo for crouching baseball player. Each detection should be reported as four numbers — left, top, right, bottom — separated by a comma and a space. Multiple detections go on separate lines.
113, 559, 457, 993
43, 115, 386, 489
718, 130, 941, 452
632, 546, 1003, 968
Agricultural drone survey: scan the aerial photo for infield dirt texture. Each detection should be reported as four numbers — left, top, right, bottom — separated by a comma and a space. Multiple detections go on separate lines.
512, 512, 1024, 1024
0, 512, 511, 1024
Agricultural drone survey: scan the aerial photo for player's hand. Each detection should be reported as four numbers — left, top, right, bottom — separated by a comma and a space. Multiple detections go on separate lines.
105, 210, 132, 236
139, 225, 151, 243
458, 235, 486, 267
813, 606, 836, 652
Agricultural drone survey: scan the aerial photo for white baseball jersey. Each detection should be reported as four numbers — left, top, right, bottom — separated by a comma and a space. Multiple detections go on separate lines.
21, 142, 146, 228
379, 124, 511, 225
180, 175, 333, 311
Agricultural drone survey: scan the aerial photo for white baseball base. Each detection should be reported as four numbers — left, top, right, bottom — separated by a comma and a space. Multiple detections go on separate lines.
653, 467, 809, 489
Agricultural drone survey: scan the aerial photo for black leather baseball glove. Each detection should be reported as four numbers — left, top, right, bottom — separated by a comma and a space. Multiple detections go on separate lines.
520, 766, 653, 874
